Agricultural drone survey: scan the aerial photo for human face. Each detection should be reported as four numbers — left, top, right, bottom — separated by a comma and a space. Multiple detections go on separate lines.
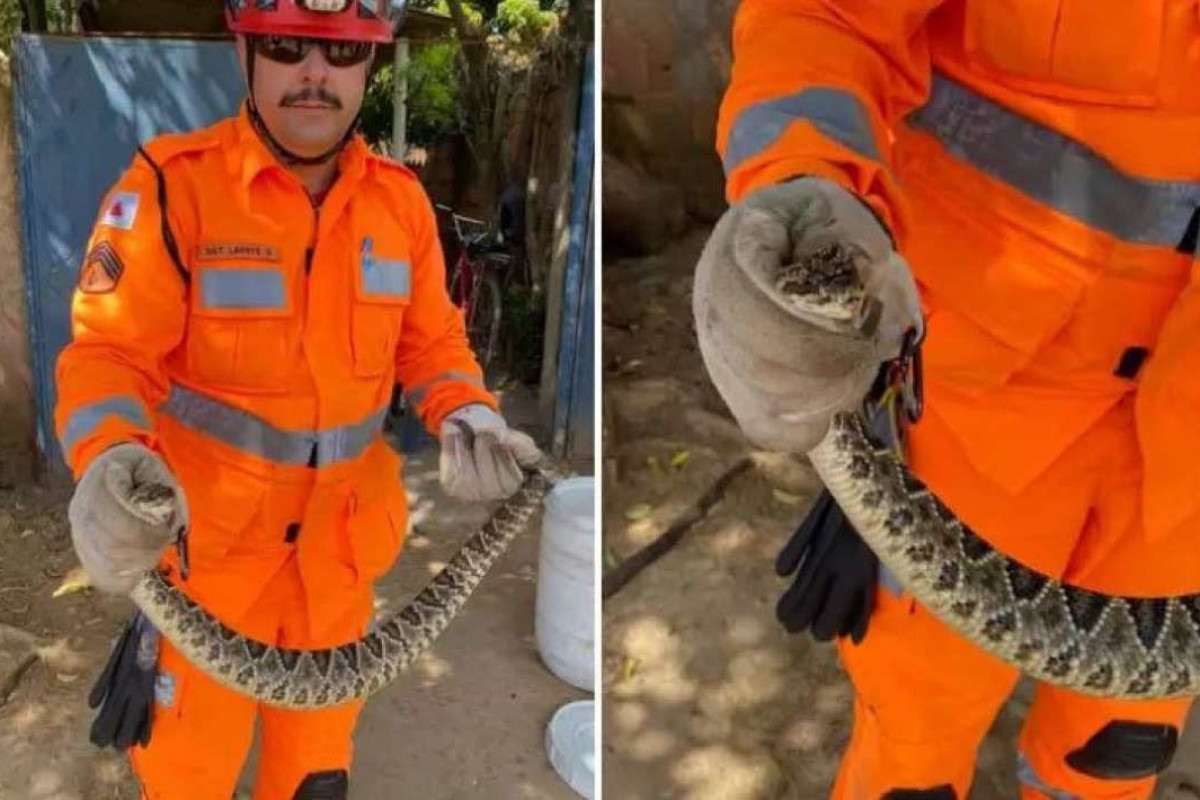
237, 34, 374, 159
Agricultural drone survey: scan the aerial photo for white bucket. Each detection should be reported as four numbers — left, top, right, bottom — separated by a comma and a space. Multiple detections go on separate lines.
536, 476, 595, 691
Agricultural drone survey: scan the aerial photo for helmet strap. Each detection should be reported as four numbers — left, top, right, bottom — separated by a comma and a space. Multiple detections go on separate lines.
243, 36, 360, 168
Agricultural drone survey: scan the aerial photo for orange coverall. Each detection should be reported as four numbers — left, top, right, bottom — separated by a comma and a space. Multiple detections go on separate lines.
719, 1, 1200, 797
55, 105, 496, 799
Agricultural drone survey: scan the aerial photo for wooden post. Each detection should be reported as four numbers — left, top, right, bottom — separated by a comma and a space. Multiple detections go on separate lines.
0, 53, 38, 484
537, 42, 588, 434
391, 37, 409, 160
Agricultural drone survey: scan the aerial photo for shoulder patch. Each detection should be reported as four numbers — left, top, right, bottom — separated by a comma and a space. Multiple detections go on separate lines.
79, 242, 125, 294
99, 192, 140, 230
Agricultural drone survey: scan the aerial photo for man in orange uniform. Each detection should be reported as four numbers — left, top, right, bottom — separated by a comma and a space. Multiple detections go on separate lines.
694, 1, 1200, 797
55, 2, 541, 797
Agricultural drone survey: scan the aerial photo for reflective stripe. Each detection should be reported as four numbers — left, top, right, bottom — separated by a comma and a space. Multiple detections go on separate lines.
199, 268, 286, 311
879, 564, 904, 596
1017, 752, 1079, 800
61, 395, 151, 456
362, 256, 411, 297
908, 74, 1200, 247
724, 87, 881, 175
360, 237, 411, 298
403, 370, 485, 407
160, 383, 386, 467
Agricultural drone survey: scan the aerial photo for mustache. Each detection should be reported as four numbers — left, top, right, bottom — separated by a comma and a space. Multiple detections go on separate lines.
281, 89, 342, 109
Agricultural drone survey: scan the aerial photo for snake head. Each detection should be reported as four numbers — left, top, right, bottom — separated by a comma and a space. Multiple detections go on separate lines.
775, 241, 881, 338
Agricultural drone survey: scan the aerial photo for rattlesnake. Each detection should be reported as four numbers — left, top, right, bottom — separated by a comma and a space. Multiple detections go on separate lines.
779, 244, 1200, 699
123, 467, 558, 709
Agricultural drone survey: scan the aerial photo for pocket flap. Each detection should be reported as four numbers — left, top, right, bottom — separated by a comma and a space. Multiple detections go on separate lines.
169, 452, 269, 560
344, 481, 407, 584
342, 448, 409, 583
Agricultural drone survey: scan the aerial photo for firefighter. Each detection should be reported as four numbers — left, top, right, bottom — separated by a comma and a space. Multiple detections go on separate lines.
56, 2, 541, 797
694, 2, 1200, 796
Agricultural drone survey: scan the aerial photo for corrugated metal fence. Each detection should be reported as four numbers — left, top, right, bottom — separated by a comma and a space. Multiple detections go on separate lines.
13, 35, 242, 476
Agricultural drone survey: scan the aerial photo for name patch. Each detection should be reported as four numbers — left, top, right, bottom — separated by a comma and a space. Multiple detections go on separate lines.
195, 242, 281, 263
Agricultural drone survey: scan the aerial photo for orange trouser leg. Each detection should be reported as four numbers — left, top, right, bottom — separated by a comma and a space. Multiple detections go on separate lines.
251, 581, 373, 800
1015, 455, 1196, 800
831, 394, 1195, 799
129, 595, 267, 799
1016, 684, 1191, 800
830, 586, 1020, 799
130, 557, 374, 800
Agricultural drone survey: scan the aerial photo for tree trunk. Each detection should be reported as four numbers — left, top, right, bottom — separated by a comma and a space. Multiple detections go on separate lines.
22, 0, 46, 32
444, 0, 497, 211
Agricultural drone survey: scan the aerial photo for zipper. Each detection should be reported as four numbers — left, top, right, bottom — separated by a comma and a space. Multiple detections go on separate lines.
305, 192, 320, 276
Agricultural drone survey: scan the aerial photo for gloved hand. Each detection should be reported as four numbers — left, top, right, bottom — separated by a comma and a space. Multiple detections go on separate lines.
439, 404, 544, 502
68, 443, 188, 595
88, 611, 159, 750
775, 489, 879, 644
693, 177, 923, 453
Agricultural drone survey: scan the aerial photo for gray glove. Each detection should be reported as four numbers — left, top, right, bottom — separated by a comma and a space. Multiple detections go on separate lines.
68, 443, 188, 595
439, 404, 544, 502
693, 177, 923, 454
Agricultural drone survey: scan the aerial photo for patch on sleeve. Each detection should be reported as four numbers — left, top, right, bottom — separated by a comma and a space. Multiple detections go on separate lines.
99, 191, 140, 230
78, 242, 125, 294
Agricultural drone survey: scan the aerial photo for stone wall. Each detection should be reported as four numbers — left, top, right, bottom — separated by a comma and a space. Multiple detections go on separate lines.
602, 0, 738, 247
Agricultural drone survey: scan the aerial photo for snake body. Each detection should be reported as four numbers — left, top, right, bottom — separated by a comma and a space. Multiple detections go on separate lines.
125, 469, 556, 709
779, 244, 1200, 699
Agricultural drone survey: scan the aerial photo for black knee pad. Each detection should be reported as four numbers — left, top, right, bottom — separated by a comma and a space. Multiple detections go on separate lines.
1065, 720, 1178, 780
293, 770, 348, 800
882, 786, 956, 800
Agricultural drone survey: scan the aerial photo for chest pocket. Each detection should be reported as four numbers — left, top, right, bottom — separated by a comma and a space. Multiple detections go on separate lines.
351, 237, 410, 378
187, 265, 297, 393
963, 0, 1165, 107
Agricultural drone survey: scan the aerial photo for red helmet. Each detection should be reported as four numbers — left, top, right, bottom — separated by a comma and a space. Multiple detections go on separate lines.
225, 0, 404, 44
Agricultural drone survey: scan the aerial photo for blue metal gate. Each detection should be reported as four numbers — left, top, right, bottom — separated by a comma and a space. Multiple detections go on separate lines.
551, 45, 595, 462
13, 34, 243, 476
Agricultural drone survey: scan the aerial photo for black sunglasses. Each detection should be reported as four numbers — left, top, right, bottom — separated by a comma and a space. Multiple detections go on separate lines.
252, 35, 374, 68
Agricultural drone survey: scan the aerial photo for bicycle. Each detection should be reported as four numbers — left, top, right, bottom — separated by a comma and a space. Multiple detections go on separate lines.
437, 204, 513, 370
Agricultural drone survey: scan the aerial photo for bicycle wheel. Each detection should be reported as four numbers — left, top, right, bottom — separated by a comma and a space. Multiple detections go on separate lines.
448, 259, 471, 309
467, 273, 503, 370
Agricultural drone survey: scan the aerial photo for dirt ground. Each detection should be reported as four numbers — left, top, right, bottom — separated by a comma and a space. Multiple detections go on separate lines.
600, 231, 1200, 799
0, 385, 591, 800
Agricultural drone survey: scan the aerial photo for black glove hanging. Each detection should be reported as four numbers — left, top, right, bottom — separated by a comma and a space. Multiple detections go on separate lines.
775, 333, 923, 645
88, 611, 159, 750
775, 488, 878, 643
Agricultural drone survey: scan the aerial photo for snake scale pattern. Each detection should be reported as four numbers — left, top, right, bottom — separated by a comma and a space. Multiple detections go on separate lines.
125, 469, 556, 709
780, 243, 1200, 699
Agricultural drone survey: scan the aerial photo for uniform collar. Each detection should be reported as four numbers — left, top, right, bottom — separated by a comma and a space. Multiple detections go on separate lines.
230, 102, 372, 192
